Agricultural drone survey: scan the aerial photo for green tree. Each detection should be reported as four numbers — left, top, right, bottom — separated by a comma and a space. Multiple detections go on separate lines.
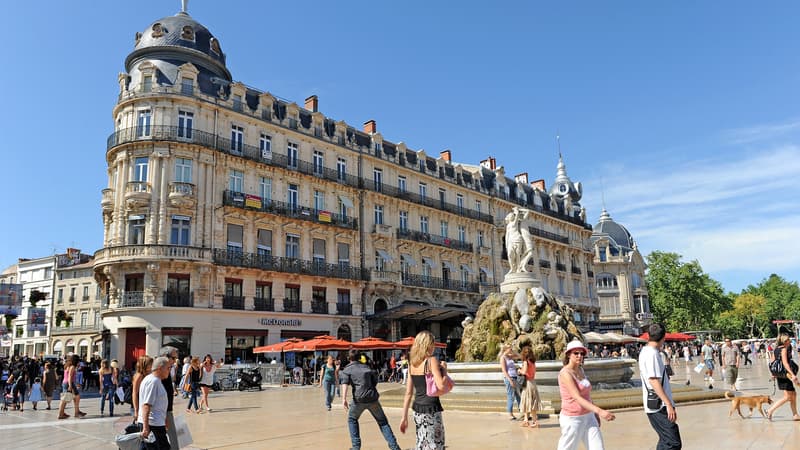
744, 274, 800, 328
645, 251, 730, 331
719, 293, 768, 338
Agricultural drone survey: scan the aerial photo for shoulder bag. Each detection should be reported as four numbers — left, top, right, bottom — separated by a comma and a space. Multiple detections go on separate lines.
425, 358, 454, 397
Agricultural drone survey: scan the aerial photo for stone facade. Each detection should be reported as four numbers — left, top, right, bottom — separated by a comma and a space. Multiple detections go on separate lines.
93, 7, 598, 367
51, 252, 103, 358
591, 209, 651, 335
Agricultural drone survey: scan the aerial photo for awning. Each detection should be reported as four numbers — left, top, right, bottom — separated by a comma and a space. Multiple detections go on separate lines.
401, 253, 417, 267
422, 257, 438, 270
442, 261, 456, 272
66, 339, 75, 347
480, 267, 493, 278
79, 339, 89, 347
339, 196, 354, 209
376, 249, 394, 263
53, 341, 63, 352
461, 264, 475, 274
368, 303, 475, 322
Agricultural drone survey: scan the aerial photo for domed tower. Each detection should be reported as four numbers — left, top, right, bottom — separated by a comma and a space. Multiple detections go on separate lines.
590, 208, 650, 335
121, 6, 231, 99
548, 154, 585, 222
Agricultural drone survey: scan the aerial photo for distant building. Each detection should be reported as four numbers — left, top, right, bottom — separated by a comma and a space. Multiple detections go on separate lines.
93, 6, 598, 367
51, 250, 102, 358
12, 256, 56, 357
590, 209, 651, 335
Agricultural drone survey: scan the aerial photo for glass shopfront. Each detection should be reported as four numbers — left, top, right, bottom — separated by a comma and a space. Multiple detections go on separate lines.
225, 329, 267, 363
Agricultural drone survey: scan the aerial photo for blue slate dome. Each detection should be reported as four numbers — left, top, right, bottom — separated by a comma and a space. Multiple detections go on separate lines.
133, 12, 226, 66
592, 209, 635, 253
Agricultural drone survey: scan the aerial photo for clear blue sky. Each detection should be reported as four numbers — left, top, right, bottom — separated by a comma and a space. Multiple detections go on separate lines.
1, 1, 798, 293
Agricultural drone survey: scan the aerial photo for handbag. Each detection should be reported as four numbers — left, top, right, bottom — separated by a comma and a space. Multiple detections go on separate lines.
174, 414, 194, 448
61, 390, 73, 403
424, 359, 454, 397
769, 354, 798, 378
516, 373, 527, 389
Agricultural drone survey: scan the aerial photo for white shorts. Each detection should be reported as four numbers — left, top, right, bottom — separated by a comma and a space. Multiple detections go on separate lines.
557, 412, 605, 450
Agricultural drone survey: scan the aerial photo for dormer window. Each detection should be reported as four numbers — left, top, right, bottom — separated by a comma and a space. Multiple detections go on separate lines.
142, 75, 152, 93
599, 246, 607, 262
151, 23, 164, 38
181, 25, 195, 41
210, 37, 221, 55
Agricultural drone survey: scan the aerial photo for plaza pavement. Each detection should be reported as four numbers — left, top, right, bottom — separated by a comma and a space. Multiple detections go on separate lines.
1, 356, 799, 449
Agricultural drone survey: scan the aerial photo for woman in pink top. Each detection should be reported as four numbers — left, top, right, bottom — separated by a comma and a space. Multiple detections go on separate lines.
557, 340, 615, 450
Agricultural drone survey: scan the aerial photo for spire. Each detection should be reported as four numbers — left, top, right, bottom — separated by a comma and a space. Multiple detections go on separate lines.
599, 208, 612, 222
180, 0, 189, 15
555, 152, 568, 182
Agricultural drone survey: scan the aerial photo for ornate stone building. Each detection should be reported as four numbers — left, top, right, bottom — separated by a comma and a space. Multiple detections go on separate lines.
51, 251, 103, 358
590, 208, 651, 335
94, 6, 598, 366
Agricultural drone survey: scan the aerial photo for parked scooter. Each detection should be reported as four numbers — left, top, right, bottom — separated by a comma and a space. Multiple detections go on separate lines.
237, 367, 263, 391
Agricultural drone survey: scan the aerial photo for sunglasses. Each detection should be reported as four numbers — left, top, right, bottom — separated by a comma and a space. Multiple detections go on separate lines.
571, 352, 587, 357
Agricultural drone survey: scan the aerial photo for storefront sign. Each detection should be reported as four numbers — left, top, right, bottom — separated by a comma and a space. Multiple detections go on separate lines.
259, 318, 302, 327
635, 312, 654, 320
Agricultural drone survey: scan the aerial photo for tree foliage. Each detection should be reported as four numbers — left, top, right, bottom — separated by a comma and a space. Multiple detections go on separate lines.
645, 251, 730, 332
743, 274, 800, 334
719, 293, 768, 338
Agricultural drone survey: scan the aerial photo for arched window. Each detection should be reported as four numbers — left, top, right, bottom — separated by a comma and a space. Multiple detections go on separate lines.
337, 324, 351, 342
374, 298, 388, 314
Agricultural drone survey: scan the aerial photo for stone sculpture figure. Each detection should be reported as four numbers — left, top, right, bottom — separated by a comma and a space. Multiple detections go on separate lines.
504, 207, 535, 274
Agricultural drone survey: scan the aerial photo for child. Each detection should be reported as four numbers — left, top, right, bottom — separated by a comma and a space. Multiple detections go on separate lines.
29, 377, 43, 411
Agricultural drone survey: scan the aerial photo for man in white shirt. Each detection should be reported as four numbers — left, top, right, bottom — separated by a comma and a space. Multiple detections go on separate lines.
639, 323, 682, 450
139, 356, 171, 450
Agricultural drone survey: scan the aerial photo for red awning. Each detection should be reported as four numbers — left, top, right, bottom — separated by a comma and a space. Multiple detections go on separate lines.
638, 332, 696, 342
286, 335, 352, 352
393, 336, 447, 349
253, 337, 302, 353
352, 337, 397, 350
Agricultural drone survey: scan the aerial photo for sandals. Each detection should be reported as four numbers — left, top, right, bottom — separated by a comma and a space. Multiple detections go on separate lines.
58, 414, 69, 420
520, 421, 530, 427
509, 415, 517, 421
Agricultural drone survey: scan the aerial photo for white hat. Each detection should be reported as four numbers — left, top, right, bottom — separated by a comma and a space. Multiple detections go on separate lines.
565, 340, 588, 354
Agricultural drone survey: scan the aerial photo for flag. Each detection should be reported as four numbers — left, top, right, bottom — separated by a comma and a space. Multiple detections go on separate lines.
318, 211, 332, 223
245, 194, 262, 209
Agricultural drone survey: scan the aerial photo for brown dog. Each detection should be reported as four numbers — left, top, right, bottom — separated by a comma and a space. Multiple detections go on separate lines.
726, 391, 772, 418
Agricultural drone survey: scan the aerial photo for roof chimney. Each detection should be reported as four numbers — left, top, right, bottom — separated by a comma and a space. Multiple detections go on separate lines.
489, 156, 496, 170
304, 95, 318, 112
530, 179, 546, 191
363, 119, 376, 134
440, 150, 451, 162
514, 172, 528, 184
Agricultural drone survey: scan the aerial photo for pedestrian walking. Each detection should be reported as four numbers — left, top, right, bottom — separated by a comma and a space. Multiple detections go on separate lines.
766, 333, 799, 421
499, 344, 521, 420
42, 362, 57, 410
319, 355, 337, 411
399, 330, 450, 450
99, 360, 116, 416
341, 349, 401, 450
557, 340, 615, 450
518, 345, 541, 428
138, 356, 171, 450
720, 338, 741, 391
185, 357, 201, 413
639, 323, 682, 450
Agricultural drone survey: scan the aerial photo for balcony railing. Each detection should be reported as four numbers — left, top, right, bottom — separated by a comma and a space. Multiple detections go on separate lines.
254, 297, 274, 311
94, 245, 211, 264
213, 248, 366, 281
51, 324, 102, 334
82, 295, 89, 302
120, 291, 144, 307
223, 190, 356, 230
556, 263, 567, 272
222, 295, 245, 310
529, 226, 570, 245
169, 181, 195, 196
311, 299, 328, 314
163, 291, 194, 307
396, 228, 473, 253
401, 274, 479, 293
362, 178, 493, 224
571, 266, 582, 275
336, 302, 352, 315
106, 126, 361, 188
283, 298, 301, 313
539, 260, 551, 269
126, 181, 151, 193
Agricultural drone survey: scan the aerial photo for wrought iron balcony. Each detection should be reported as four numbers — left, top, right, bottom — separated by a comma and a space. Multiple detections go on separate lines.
106, 126, 360, 188
120, 291, 144, 307
396, 228, 473, 253
254, 297, 274, 311
539, 260, 551, 269
311, 299, 328, 314
223, 190, 356, 230
222, 295, 245, 310
401, 273, 479, 293
163, 291, 194, 307
556, 263, 567, 272
213, 248, 366, 281
336, 302, 352, 315
283, 298, 301, 313
528, 226, 570, 245
362, 179, 493, 224
571, 266, 582, 275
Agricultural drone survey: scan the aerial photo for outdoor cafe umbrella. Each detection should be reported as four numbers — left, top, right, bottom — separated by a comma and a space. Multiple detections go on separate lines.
253, 337, 302, 354
393, 336, 447, 349
286, 335, 352, 352
352, 337, 397, 350
583, 331, 606, 344
638, 332, 696, 342
603, 332, 644, 344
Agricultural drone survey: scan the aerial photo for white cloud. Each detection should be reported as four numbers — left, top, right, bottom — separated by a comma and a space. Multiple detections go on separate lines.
721, 118, 800, 145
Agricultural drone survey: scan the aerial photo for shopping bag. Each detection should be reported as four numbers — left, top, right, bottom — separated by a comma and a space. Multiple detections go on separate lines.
174, 414, 193, 448
116, 386, 125, 402
115, 432, 148, 450
693, 363, 705, 373
61, 391, 73, 403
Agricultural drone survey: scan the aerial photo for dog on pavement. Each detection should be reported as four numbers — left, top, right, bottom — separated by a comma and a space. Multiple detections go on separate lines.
725, 391, 772, 419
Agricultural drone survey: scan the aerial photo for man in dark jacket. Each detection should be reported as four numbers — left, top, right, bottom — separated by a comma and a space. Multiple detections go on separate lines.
341, 350, 400, 450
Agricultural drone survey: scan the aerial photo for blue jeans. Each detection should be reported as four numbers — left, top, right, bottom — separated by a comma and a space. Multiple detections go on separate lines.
347, 400, 401, 450
100, 385, 115, 415
504, 377, 520, 414
323, 380, 335, 409
187, 384, 199, 411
